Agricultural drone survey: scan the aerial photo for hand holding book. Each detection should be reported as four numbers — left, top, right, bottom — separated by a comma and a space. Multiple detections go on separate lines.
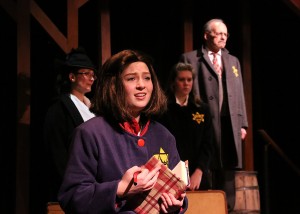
126, 156, 190, 214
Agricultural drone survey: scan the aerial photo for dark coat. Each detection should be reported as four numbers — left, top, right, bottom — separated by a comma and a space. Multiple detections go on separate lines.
180, 46, 248, 169
43, 93, 84, 201
158, 96, 214, 189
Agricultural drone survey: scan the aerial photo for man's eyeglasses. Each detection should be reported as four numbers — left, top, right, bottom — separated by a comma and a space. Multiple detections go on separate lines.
77, 71, 97, 80
211, 32, 229, 38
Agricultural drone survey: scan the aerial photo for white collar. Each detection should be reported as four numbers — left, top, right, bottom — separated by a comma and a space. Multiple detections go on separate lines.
208, 50, 222, 56
175, 95, 189, 106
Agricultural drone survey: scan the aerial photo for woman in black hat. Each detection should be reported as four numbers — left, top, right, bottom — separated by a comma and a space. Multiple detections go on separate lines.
43, 47, 97, 202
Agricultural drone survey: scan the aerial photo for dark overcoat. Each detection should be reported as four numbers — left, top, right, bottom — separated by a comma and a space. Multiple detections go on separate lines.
180, 46, 248, 169
44, 93, 84, 200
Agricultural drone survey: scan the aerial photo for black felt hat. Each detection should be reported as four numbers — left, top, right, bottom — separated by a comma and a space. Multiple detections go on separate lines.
64, 47, 96, 71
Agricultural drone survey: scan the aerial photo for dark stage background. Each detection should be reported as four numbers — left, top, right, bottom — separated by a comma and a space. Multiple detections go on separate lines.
1, 0, 300, 213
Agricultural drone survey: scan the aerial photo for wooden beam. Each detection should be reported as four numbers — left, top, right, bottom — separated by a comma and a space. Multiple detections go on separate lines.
0, 0, 17, 21
284, 0, 300, 16
78, 0, 89, 8
30, 1, 68, 52
30, 0, 91, 53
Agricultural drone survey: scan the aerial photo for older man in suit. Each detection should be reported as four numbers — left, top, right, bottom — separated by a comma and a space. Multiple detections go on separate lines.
179, 18, 248, 212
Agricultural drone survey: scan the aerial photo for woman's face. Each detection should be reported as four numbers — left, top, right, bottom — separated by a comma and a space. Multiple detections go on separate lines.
174, 70, 193, 98
70, 68, 96, 94
122, 61, 153, 117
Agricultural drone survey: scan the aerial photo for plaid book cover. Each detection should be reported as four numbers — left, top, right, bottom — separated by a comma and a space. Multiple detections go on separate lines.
129, 156, 187, 214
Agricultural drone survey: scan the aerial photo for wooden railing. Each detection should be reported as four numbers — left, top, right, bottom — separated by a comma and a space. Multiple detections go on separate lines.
257, 129, 300, 176
257, 129, 300, 214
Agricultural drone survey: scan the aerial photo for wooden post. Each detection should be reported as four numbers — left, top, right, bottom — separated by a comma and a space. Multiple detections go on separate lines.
241, 0, 254, 170
16, 0, 31, 213
182, 0, 193, 52
99, 0, 111, 65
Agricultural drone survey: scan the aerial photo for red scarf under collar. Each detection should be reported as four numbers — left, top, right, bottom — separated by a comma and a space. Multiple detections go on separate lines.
120, 119, 150, 136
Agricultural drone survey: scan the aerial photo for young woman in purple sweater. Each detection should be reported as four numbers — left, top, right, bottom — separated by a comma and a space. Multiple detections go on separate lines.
58, 49, 187, 214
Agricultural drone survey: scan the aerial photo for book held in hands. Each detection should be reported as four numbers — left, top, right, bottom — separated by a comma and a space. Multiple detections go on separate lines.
127, 156, 190, 214
172, 160, 190, 187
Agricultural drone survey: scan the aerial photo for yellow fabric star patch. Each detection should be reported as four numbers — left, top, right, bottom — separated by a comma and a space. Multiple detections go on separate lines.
154, 147, 169, 167
192, 112, 204, 124
232, 66, 239, 77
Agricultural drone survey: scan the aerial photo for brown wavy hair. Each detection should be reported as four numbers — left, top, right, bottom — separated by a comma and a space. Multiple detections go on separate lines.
91, 49, 167, 122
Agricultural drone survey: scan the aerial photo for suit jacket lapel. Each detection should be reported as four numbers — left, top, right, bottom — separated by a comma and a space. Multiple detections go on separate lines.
61, 94, 84, 126
201, 46, 219, 77
221, 49, 233, 80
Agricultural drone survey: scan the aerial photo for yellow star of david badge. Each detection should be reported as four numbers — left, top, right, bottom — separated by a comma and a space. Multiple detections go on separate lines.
154, 147, 168, 166
232, 66, 239, 77
192, 112, 204, 124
